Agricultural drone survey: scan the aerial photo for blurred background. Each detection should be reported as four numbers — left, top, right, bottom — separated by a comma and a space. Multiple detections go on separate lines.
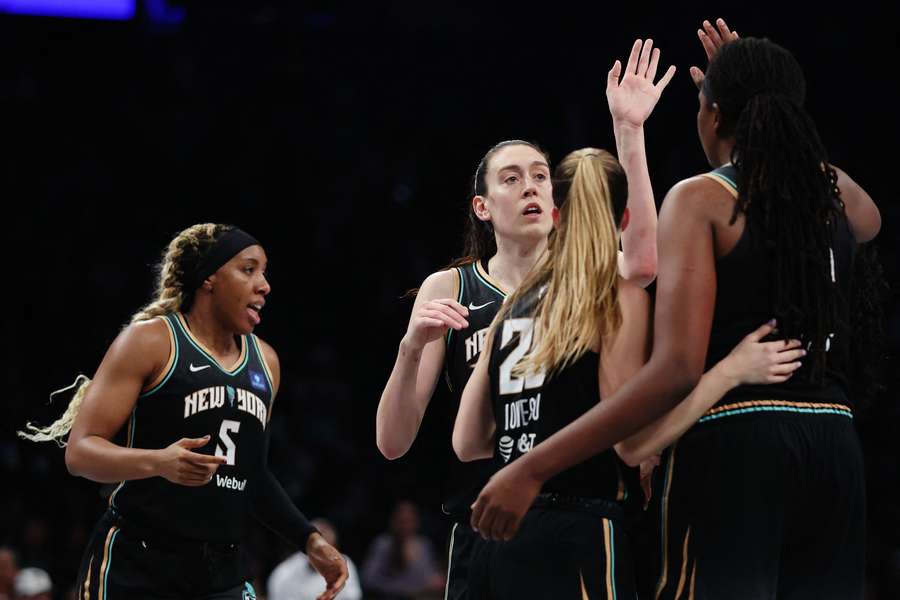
1, 1, 897, 598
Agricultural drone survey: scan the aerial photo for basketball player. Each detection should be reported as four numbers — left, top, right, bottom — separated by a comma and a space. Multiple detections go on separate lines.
20, 224, 348, 600
452, 146, 805, 597
376, 39, 675, 600
468, 22, 881, 600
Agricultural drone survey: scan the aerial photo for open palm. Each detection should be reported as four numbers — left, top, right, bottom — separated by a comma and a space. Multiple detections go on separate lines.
606, 39, 675, 129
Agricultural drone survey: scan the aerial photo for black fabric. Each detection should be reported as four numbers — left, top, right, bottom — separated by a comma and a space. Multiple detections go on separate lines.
651, 412, 865, 600
468, 506, 635, 600
192, 228, 260, 290
76, 509, 256, 599
441, 259, 506, 517
704, 163, 857, 408
445, 521, 481, 600
111, 314, 273, 543
487, 288, 640, 502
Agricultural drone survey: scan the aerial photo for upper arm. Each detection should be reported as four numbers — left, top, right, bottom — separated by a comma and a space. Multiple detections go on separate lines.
68, 319, 171, 444
833, 165, 880, 243
600, 280, 651, 398
651, 178, 718, 383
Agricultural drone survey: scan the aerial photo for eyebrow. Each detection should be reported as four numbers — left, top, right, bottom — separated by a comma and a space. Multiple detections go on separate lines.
496, 160, 550, 173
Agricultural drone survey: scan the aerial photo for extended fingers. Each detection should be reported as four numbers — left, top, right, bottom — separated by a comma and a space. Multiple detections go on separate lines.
646, 47, 660, 81
430, 298, 469, 317
702, 20, 724, 49
625, 39, 642, 75
422, 303, 468, 329
637, 39, 653, 77
655, 65, 676, 92
698, 28, 717, 61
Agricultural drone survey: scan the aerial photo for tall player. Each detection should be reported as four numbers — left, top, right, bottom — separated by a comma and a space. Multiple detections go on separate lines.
20, 224, 348, 600
376, 39, 675, 599
468, 21, 882, 600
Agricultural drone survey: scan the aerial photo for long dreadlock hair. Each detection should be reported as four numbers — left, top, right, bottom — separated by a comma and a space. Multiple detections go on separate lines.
703, 37, 882, 385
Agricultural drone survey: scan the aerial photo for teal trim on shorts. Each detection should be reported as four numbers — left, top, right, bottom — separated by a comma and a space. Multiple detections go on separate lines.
697, 405, 853, 423
609, 520, 617, 600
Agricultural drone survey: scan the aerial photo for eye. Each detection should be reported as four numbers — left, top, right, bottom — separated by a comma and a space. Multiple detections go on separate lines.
504, 175, 519, 184
243, 266, 254, 274
534, 173, 547, 181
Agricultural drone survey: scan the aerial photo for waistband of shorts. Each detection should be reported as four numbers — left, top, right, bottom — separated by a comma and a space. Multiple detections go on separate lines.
697, 399, 853, 425
531, 493, 625, 521
105, 507, 240, 553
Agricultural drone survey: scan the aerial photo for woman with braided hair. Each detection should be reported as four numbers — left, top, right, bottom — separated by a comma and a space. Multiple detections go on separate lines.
20, 224, 348, 600
468, 21, 881, 600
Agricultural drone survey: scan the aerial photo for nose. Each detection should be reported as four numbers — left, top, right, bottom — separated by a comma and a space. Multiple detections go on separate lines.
523, 175, 539, 197
258, 273, 271, 295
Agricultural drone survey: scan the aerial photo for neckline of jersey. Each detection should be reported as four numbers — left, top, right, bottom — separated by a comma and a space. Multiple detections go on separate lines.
173, 313, 249, 375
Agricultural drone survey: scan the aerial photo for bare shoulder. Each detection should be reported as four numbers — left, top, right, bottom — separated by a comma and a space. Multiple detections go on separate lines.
662, 175, 731, 219
116, 317, 171, 359
416, 267, 461, 302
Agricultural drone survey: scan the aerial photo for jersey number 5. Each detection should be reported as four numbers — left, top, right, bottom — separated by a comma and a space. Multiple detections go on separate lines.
498, 318, 546, 395
215, 419, 241, 466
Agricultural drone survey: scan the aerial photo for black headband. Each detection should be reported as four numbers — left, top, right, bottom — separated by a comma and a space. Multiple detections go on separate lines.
191, 228, 260, 290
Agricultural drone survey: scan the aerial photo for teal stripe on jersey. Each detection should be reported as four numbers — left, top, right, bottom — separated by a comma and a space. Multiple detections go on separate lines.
172, 315, 250, 376
139, 316, 180, 398
103, 528, 121, 600
697, 405, 853, 423
447, 267, 465, 348
711, 170, 737, 190
609, 520, 617, 600
471, 263, 506, 298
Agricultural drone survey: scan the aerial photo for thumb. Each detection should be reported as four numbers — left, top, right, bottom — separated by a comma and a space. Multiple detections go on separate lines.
746, 319, 776, 343
178, 435, 211, 449
690, 66, 705, 89
607, 60, 621, 90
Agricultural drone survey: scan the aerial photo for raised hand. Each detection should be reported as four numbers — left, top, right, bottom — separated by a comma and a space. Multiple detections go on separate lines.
404, 298, 469, 350
306, 533, 349, 600
155, 435, 227, 486
690, 18, 740, 89
607, 39, 676, 130
716, 320, 805, 386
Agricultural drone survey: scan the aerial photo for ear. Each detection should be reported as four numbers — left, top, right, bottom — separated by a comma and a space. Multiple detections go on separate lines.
202, 274, 215, 292
711, 101, 723, 135
551, 206, 560, 227
472, 195, 491, 222
619, 207, 631, 232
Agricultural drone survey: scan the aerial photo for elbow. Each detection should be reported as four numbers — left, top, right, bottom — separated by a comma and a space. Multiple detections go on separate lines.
451, 431, 476, 463
375, 432, 409, 461
623, 255, 657, 288
64, 442, 84, 477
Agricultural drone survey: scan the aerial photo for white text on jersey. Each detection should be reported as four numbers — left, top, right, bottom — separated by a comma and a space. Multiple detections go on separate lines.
184, 386, 267, 427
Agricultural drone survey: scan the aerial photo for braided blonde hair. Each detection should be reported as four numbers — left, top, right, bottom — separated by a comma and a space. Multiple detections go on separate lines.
19, 223, 232, 445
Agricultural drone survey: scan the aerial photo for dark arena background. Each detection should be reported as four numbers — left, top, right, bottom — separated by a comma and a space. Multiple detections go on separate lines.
2, 1, 898, 598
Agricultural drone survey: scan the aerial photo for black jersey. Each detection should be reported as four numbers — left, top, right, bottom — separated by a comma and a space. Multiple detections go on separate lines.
487, 289, 638, 502
109, 312, 275, 543
702, 164, 856, 417
441, 259, 507, 516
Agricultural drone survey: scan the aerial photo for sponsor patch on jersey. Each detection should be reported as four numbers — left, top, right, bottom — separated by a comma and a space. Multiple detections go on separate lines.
249, 370, 268, 392
242, 582, 256, 600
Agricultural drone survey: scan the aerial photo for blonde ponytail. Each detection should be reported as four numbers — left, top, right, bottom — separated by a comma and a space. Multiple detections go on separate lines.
18, 375, 91, 446
496, 148, 627, 378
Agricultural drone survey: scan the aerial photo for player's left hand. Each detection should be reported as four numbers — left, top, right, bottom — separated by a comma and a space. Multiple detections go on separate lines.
470, 458, 543, 541
607, 39, 676, 130
690, 18, 739, 89
305, 532, 348, 600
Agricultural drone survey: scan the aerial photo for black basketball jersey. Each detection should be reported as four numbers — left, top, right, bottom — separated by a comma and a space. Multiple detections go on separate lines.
488, 288, 638, 503
441, 259, 507, 516
702, 163, 856, 417
109, 312, 275, 543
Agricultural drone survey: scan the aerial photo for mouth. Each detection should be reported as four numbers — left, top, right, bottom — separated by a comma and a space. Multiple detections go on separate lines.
522, 203, 543, 217
247, 302, 264, 325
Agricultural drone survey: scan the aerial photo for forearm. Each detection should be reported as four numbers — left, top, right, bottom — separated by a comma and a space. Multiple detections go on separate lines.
452, 391, 495, 462
376, 338, 431, 459
615, 364, 735, 466
65, 435, 160, 483
614, 122, 658, 285
521, 352, 698, 483
250, 469, 317, 548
